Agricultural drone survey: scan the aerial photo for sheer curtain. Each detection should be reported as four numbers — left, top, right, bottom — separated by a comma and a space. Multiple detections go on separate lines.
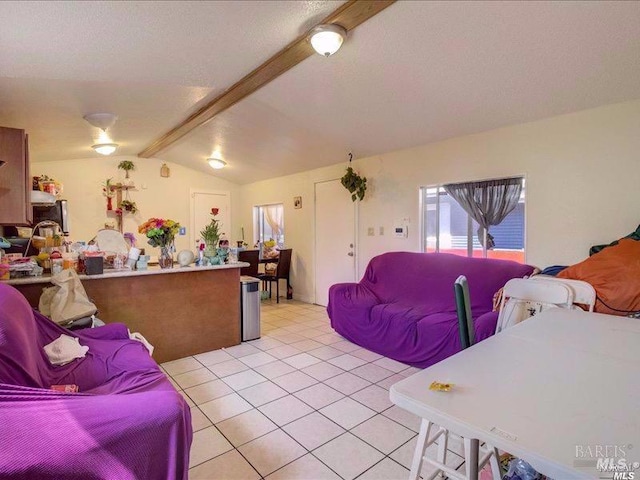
264, 204, 284, 244
443, 178, 523, 252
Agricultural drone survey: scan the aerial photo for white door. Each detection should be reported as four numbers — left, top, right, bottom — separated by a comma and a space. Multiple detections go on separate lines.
315, 179, 356, 306
191, 190, 231, 248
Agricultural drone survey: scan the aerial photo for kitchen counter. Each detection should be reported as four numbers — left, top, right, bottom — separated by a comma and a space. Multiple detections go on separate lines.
4, 262, 249, 285
8, 262, 250, 363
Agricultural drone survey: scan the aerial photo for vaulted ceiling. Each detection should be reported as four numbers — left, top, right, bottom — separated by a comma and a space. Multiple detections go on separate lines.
1, 1, 640, 184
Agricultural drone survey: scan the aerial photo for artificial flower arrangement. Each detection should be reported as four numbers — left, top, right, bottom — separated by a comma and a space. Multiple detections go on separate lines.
102, 178, 115, 198
138, 218, 181, 248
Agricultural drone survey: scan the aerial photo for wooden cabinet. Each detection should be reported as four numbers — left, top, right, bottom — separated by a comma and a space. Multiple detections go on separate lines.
0, 126, 31, 226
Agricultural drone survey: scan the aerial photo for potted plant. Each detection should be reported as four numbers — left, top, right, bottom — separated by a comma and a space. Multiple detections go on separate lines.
341, 166, 367, 202
118, 160, 136, 179
200, 208, 222, 258
120, 200, 138, 214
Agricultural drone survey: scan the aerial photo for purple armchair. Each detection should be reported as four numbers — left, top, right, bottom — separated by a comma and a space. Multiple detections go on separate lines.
327, 252, 534, 368
0, 283, 192, 480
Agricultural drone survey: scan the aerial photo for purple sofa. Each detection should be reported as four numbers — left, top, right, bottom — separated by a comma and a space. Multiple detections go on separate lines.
0, 283, 192, 480
327, 252, 534, 368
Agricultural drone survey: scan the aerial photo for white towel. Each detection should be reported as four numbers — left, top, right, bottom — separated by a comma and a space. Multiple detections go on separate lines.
129, 331, 154, 356
44, 334, 89, 366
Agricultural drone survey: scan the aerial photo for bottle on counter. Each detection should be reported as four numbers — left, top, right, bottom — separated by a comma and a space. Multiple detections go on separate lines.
197, 240, 204, 266
77, 254, 86, 274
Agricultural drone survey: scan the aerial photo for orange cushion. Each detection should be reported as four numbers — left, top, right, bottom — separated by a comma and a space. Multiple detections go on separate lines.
558, 238, 640, 315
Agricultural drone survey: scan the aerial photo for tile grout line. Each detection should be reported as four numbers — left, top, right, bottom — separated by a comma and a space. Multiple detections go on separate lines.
163, 302, 462, 477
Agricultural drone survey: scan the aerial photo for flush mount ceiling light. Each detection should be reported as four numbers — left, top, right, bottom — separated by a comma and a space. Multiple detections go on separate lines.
309, 24, 347, 57
92, 143, 119, 156
84, 113, 119, 156
208, 158, 227, 169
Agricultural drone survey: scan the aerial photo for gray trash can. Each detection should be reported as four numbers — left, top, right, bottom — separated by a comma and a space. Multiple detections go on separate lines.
240, 276, 261, 341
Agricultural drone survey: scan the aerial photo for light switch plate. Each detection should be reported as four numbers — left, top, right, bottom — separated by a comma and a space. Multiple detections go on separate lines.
367, 227, 374, 236
179, 227, 186, 236
379, 226, 384, 235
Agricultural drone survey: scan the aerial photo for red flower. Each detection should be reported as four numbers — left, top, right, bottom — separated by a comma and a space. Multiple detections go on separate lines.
211, 208, 219, 216
115, 208, 123, 216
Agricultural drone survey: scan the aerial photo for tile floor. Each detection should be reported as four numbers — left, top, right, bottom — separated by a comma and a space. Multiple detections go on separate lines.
161, 299, 467, 480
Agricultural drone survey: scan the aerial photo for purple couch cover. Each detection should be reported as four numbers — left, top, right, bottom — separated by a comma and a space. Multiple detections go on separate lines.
0, 283, 192, 480
327, 252, 534, 368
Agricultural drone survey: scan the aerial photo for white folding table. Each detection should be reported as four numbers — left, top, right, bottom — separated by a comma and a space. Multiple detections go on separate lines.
390, 309, 640, 480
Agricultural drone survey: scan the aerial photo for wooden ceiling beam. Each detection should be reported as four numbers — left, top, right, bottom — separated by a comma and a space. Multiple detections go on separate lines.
137, 0, 396, 158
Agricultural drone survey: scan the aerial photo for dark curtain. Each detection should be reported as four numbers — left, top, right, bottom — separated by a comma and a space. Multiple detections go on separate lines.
443, 178, 523, 250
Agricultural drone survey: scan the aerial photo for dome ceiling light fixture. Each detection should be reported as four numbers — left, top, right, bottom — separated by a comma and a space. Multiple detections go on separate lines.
208, 158, 227, 169
92, 143, 119, 156
208, 150, 226, 169
309, 24, 347, 57
84, 113, 119, 156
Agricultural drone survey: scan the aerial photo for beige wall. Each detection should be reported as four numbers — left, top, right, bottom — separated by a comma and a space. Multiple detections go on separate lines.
33, 155, 240, 254
241, 99, 640, 303
239, 163, 347, 304
32, 100, 640, 304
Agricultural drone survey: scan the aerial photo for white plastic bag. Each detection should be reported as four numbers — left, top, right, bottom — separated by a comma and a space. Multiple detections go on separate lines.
39, 270, 97, 325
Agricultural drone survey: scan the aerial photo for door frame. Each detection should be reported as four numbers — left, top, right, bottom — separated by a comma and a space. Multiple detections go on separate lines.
190, 189, 231, 248
313, 178, 359, 306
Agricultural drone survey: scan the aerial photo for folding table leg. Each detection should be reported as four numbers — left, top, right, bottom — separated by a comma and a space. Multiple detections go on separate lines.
437, 427, 449, 468
488, 445, 501, 480
409, 419, 432, 480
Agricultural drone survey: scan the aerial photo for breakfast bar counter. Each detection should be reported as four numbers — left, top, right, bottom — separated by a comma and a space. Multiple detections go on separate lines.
7, 263, 249, 363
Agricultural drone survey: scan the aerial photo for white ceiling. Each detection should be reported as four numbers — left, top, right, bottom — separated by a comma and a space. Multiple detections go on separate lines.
1, 1, 640, 184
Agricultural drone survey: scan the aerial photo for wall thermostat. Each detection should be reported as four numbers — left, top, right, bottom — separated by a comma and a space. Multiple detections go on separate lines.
394, 225, 408, 238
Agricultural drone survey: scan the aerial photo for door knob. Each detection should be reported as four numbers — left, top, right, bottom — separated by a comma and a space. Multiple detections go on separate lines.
349, 243, 354, 248
347, 252, 354, 257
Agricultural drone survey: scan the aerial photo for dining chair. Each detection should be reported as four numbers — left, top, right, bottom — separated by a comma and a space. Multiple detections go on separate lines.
408, 276, 502, 480
454, 275, 474, 349
238, 249, 259, 277
495, 278, 574, 334
258, 249, 292, 303
531, 275, 596, 311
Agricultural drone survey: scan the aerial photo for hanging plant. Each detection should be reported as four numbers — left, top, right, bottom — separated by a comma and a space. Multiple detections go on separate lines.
118, 160, 136, 179
120, 200, 138, 214
340, 153, 367, 202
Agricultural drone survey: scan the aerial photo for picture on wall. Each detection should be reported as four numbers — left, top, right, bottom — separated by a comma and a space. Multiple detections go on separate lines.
294, 196, 302, 209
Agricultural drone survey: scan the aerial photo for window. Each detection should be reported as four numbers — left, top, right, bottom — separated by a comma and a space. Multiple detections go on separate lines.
254, 203, 285, 247
421, 177, 525, 263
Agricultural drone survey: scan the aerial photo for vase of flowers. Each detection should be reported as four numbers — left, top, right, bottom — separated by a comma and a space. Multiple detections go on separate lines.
103, 178, 115, 210
200, 208, 222, 259
138, 218, 181, 269
158, 246, 173, 269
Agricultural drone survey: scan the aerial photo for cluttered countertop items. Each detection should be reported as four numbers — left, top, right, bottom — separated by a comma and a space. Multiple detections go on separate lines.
0, 223, 247, 283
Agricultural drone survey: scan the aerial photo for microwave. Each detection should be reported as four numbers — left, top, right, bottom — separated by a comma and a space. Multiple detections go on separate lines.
32, 199, 70, 236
